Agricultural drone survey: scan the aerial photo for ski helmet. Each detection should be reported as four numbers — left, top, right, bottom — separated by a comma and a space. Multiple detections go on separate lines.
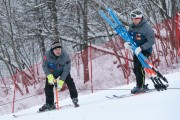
130, 10, 143, 19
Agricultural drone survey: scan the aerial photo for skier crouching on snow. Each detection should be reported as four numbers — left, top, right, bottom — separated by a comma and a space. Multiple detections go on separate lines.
39, 41, 79, 112
124, 10, 155, 94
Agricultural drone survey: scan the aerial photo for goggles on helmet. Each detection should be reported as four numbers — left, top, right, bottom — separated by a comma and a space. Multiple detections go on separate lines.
131, 13, 143, 19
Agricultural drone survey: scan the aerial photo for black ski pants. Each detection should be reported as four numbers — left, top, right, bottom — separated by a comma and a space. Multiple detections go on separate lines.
44, 74, 78, 105
133, 51, 151, 88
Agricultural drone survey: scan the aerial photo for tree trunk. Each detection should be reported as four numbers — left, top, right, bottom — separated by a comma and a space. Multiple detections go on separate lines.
82, 0, 89, 83
48, 0, 60, 43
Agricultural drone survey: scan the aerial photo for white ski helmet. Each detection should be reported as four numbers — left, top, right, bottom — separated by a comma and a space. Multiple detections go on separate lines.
130, 9, 143, 19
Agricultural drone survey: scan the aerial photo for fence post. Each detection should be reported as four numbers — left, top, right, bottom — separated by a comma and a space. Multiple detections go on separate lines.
90, 42, 93, 93
176, 12, 180, 50
12, 69, 18, 113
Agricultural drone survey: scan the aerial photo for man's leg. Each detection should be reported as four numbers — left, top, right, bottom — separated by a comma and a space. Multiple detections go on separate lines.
65, 74, 79, 107
133, 51, 151, 88
39, 79, 55, 111
45, 78, 54, 105
131, 51, 151, 94
133, 54, 145, 88
65, 74, 78, 99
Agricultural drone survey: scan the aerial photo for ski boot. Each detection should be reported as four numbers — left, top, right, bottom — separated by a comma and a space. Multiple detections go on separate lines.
72, 98, 79, 107
131, 84, 149, 94
39, 103, 56, 112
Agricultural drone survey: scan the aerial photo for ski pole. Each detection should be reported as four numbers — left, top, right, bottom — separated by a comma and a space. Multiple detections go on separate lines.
54, 79, 60, 110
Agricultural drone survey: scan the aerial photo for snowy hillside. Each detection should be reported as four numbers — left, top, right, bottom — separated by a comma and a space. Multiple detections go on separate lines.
0, 72, 180, 120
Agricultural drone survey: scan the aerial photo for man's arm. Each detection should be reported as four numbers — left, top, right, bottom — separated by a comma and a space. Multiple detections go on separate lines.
140, 25, 155, 50
60, 53, 71, 81
42, 55, 51, 76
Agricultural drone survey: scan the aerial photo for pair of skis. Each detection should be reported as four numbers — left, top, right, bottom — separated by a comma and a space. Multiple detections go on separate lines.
106, 89, 156, 99
98, 7, 168, 91
13, 104, 73, 118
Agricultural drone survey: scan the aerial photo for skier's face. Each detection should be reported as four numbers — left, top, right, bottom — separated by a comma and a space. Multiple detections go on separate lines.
132, 18, 142, 25
53, 48, 62, 56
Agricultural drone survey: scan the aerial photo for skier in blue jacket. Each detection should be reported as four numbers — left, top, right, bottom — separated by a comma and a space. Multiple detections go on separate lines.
39, 41, 79, 112
124, 10, 155, 94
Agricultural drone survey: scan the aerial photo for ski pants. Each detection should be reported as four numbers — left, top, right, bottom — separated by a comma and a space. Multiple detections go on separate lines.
133, 51, 151, 87
44, 74, 78, 105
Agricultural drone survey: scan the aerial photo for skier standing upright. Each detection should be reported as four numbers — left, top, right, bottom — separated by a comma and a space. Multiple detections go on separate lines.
39, 41, 79, 112
124, 10, 155, 94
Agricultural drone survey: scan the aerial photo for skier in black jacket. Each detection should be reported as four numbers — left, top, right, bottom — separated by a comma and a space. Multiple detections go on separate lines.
124, 10, 155, 94
39, 41, 79, 112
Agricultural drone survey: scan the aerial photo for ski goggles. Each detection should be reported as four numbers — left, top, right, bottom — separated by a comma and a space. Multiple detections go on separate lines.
131, 13, 143, 19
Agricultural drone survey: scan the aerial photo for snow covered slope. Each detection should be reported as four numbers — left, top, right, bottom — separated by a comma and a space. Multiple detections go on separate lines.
0, 72, 180, 120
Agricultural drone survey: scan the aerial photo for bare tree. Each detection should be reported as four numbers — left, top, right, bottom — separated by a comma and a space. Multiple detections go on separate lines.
48, 0, 60, 43
0, 0, 179, 95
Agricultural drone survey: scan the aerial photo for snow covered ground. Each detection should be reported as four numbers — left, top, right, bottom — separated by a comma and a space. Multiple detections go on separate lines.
0, 72, 180, 120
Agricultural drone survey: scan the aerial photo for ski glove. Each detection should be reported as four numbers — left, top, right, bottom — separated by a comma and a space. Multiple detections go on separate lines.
57, 80, 64, 90
56, 77, 64, 90
124, 42, 132, 49
47, 74, 55, 85
135, 47, 142, 55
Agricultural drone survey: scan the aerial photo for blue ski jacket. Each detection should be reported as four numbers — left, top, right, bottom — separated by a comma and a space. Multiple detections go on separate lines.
42, 48, 71, 81
128, 18, 155, 53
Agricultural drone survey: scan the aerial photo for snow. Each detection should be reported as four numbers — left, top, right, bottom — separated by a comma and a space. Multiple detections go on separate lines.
0, 72, 180, 120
